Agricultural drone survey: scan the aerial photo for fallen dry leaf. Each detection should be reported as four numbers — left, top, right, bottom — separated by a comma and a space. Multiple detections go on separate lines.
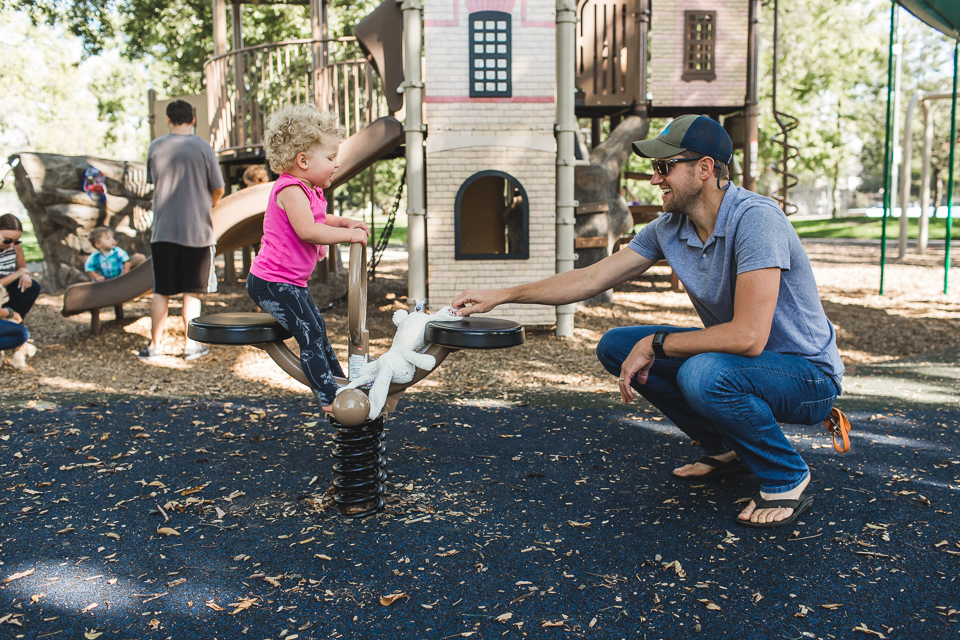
157, 527, 180, 537
854, 623, 886, 638
698, 598, 721, 611
3, 568, 35, 583
229, 597, 259, 615
380, 592, 408, 606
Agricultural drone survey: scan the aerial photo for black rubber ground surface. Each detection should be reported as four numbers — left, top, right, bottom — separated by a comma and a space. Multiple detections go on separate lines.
2, 395, 959, 639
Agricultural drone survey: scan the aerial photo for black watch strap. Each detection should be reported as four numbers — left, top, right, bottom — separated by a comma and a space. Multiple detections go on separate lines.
651, 330, 669, 358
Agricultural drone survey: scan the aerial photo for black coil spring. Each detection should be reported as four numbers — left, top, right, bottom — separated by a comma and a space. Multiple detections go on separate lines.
330, 415, 387, 518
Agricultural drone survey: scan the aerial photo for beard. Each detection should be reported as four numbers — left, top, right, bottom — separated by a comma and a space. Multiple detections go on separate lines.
662, 181, 703, 216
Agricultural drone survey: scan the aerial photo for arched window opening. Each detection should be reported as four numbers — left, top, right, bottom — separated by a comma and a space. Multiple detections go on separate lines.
455, 171, 529, 260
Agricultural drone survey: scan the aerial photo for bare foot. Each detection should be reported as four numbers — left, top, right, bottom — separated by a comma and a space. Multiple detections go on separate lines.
738, 473, 811, 525
672, 451, 739, 478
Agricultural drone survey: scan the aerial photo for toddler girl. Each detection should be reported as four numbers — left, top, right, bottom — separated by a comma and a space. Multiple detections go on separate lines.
247, 105, 368, 411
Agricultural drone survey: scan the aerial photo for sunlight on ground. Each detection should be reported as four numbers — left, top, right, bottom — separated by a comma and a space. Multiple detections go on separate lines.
3, 560, 142, 613
39, 376, 114, 393
231, 349, 309, 394
619, 416, 678, 436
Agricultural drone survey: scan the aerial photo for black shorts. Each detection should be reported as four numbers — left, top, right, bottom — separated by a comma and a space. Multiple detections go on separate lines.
151, 242, 217, 296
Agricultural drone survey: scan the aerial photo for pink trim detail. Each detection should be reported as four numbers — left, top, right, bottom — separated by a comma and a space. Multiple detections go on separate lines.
465, 0, 515, 11
425, 0, 460, 27
425, 96, 555, 103
520, 0, 554, 27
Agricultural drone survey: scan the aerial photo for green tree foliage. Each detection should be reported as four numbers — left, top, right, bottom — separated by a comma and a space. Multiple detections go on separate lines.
13, 0, 375, 92
757, 0, 890, 214
0, 8, 149, 161
759, 0, 958, 214
12, 0, 396, 214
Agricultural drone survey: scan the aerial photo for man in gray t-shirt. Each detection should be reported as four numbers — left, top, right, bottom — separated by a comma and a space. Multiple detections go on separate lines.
451, 115, 848, 530
140, 100, 225, 362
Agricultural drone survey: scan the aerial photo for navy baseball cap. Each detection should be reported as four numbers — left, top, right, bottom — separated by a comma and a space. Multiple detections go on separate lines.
632, 115, 733, 165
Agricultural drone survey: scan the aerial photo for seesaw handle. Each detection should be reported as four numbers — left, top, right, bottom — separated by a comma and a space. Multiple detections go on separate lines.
347, 243, 369, 362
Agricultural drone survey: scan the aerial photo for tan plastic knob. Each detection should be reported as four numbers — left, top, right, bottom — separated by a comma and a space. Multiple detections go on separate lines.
331, 389, 372, 427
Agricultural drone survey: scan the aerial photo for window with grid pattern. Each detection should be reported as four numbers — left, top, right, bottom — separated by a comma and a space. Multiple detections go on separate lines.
469, 11, 512, 98
682, 11, 716, 82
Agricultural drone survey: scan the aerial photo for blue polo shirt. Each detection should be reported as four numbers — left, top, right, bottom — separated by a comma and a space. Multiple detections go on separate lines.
628, 185, 844, 386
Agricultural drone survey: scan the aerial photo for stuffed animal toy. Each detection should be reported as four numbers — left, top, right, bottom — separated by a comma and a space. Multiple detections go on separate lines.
337, 304, 462, 420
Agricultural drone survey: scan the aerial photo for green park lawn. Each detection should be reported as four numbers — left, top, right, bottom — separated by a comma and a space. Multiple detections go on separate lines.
19, 216, 43, 262
790, 215, 954, 241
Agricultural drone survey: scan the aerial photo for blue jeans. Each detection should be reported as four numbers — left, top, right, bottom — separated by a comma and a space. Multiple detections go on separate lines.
596, 325, 840, 493
0, 320, 29, 351
247, 273, 345, 405
5, 278, 41, 318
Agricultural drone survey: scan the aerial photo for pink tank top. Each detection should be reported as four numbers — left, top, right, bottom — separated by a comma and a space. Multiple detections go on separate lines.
249, 174, 329, 287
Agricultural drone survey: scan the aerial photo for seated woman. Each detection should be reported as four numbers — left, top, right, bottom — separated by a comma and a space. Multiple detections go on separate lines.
0, 214, 40, 368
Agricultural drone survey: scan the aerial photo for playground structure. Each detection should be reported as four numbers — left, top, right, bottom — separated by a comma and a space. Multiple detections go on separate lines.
188, 244, 525, 517
177, 0, 764, 334
60, 117, 403, 333
879, 0, 958, 295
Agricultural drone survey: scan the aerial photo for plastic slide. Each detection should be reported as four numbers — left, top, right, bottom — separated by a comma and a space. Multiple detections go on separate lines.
62, 115, 404, 333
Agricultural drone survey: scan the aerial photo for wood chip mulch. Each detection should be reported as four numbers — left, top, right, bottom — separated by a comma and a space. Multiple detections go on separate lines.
5, 241, 959, 406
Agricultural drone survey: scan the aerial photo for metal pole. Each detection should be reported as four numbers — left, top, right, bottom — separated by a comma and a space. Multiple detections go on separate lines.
743, 0, 761, 192
891, 22, 904, 255
880, 1, 897, 295
555, 0, 578, 338
402, 0, 427, 305
921, 100, 934, 253
945, 40, 957, 295
898, 91, 920, 259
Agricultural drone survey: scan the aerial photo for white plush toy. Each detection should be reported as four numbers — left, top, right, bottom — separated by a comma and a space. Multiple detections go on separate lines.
337, 304, 462, 420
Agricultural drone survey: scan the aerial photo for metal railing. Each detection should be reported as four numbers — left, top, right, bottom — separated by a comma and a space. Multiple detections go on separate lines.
204, 37, 388, 157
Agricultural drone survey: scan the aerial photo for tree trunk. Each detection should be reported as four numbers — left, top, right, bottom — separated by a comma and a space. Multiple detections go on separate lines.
573, 115, 649, 303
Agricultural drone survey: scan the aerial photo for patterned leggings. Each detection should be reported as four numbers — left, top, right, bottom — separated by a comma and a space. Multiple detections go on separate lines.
246, 273, 344, 405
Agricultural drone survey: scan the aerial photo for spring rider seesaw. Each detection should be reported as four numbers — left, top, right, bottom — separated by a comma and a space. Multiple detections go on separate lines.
187, 244, 524, 518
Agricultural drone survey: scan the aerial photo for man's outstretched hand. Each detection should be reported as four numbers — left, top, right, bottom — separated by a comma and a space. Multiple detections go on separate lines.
452, 289, 505, 317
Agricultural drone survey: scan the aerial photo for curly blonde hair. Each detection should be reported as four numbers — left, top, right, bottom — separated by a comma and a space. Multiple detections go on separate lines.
263, 104, 346, 174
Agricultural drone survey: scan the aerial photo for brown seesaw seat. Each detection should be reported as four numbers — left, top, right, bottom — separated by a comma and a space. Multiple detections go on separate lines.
189, 312, 523, 349
187, 311, 523, 408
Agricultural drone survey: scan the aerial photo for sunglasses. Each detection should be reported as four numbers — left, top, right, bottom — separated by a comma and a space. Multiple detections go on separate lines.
651, 157, 702, 176
1, 238, 21, 246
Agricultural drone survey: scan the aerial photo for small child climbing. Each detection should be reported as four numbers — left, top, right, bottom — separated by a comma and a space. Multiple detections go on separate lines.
85, 226, 143, 281
246, 104, 369, 412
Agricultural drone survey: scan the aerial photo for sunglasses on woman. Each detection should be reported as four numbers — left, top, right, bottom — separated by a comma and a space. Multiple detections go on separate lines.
1, 238, 21, 246
651, 157, 702, 176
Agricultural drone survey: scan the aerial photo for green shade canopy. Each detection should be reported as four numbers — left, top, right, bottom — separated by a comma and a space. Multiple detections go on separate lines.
898, 0, 960, 39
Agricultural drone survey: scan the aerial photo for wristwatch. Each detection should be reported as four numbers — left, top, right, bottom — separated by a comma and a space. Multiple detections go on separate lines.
651, 330, 669, 358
